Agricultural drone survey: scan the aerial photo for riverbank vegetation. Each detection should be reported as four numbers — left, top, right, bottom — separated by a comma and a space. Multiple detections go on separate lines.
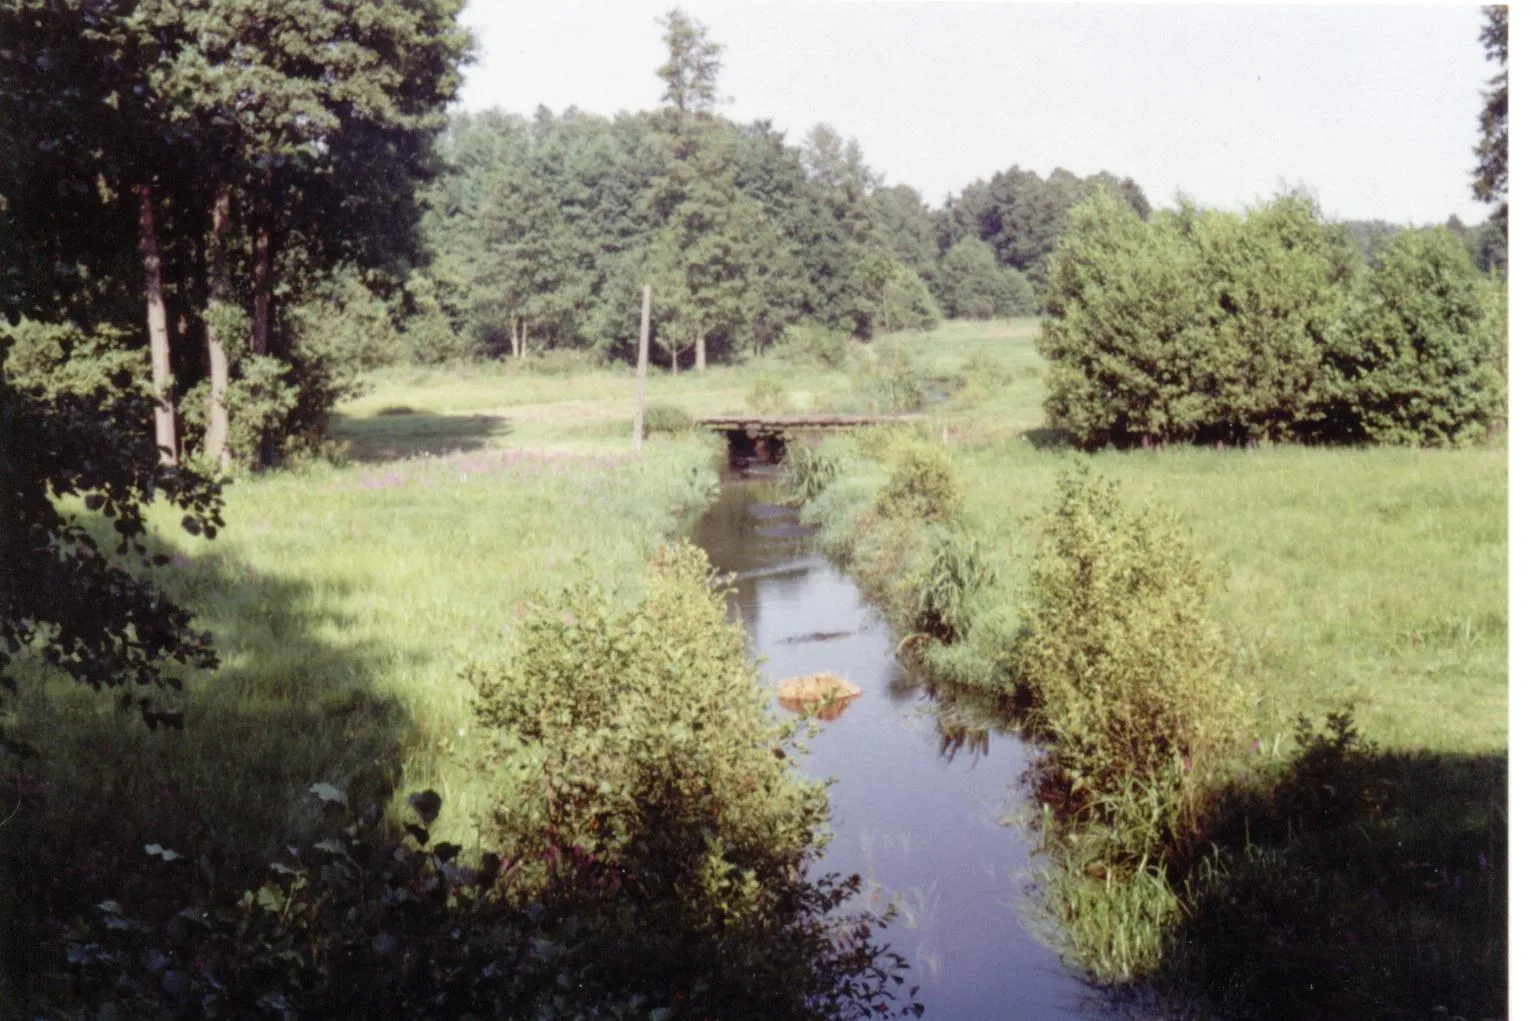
786, 311, 1505, 1017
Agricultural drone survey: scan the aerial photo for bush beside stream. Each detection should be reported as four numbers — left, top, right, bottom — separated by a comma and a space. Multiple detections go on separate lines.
788, 424, 1506, 1019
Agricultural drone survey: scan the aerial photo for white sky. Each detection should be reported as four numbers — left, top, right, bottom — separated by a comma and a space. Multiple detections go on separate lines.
454, 2, 1499, 226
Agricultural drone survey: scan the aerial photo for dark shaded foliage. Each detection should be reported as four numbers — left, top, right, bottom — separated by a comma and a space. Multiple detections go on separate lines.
0, 335, 222, 703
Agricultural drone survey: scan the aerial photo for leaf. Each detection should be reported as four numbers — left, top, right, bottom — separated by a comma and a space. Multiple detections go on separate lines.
407, 789, 442, 824
309, 782, 347, 807
84, 493, 106, 511
313, 838, 348, 855
404, 823, 430, 845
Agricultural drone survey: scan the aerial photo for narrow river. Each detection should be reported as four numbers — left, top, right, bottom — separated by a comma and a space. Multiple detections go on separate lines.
691, 474, 1097, 1021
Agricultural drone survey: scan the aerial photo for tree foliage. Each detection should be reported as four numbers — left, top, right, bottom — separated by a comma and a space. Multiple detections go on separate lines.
1473, 5, 1508, 208
1321, 228, 1506, 445
0, 0, 471, 467
937, 236, 1036, 319
940, 166, 1151, 289
0, 330, 222, 711
1039, 192, 1503, 448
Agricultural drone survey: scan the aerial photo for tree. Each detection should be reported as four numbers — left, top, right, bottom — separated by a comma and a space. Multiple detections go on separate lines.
870, 184, 941, 288
942, 165, 1151, 288
1473, 5, 1508, 274
656, 7, 724, 120
937, 236, 1036, 319
1473, 5, 1508, 208
0, 0, 471, 468
1322, 228, 1505, 445
1040, 191, 1356, 447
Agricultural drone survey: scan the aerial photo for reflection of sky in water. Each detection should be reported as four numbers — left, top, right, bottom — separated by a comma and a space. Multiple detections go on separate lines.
691, 480, 1096, 1021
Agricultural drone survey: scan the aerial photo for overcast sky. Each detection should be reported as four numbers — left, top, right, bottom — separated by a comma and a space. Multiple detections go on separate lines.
454, 2, 1497, 226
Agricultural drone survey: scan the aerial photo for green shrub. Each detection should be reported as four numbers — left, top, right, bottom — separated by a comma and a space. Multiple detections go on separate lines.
181, 354, 298, 469
856, 343, 922, 413
784, 440, 843, 504
938, 236, 1036, 319
524, 347, 600, 376
466, 544, 911, 1018
1020, 467, 1248, 860
40, 788, 534, 1018
775, 324, 851, 370
1041, 192, 1354, 447
899, 525, 997, 643
875, 437, 959, 523
0, 319, 147, 401
745, 373, 789, 413
878, 261, 943, 333
1320, 228, 1506, 445
957, 350, 1015, 400
642, 402, 694, 437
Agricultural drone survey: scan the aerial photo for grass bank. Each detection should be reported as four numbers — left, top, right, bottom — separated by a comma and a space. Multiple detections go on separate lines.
1, 366, 733, 1001
785, 319, 1508, 1018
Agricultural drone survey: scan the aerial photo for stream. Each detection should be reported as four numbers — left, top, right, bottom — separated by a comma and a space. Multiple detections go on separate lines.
690, 473, 1097, 1021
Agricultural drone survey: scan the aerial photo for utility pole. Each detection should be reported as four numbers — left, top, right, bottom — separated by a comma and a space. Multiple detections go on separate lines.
632, 283, 652, 451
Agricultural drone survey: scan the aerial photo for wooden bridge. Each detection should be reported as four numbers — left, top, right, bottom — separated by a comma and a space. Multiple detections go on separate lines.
697, 413, 923, 460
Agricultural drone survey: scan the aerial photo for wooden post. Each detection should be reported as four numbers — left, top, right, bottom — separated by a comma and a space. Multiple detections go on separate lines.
632, 283, 652, 451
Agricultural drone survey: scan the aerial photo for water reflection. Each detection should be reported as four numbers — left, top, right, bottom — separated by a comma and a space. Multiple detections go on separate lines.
690, 474, 1097, 1021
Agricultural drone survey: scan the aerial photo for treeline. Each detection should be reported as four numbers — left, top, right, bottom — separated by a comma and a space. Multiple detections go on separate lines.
1042, 191, 1508, 448
0, 0, 471, 469
401, 111, 1152, 367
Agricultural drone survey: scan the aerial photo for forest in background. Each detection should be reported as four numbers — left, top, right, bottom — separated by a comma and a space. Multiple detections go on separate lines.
4, 6, 1504, 476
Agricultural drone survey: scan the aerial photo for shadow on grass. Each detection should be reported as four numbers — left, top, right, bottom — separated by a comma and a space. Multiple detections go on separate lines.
1020, 426, 1076, 450
333, 409, 511, 462
1152, 723, 1507, 1020
0, 542, 422, 1005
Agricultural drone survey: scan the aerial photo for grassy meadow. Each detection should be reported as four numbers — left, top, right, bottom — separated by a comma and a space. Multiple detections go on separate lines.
2, 318, 1506, 1017
788, 319, 1509, 1019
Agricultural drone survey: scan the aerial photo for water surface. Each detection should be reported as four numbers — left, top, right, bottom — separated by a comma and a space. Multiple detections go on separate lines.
691, 477, 1096, 1021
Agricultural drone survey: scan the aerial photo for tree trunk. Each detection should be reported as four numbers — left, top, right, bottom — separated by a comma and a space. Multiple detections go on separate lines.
250, 179, 273, 357
671, 344, 677, 375
205, 181, 233, 472
136, 182, 177, 464
520, 320, 530, 359
695, 331, 705, 371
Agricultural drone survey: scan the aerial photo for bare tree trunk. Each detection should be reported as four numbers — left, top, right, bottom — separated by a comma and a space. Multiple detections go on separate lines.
136, 182, 177, 465
695, 331, 705, 371
250, 178, 273, 356
670, 343, 677, 375
520, 320, 530, 359
205, 181, 233, 472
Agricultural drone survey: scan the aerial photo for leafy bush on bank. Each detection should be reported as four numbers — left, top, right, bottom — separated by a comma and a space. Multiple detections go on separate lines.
468, 543, 915, 1019
1019, 467, 1250, 979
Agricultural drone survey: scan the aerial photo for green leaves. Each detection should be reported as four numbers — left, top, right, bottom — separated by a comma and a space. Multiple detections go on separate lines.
467, 542, 914, 1018
1040, 191, 1501, 448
